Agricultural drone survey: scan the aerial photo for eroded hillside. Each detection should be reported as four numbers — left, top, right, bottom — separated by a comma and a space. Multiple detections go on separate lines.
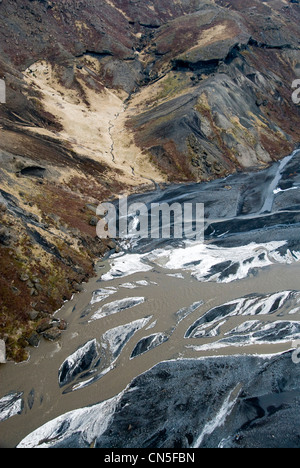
0, 0, 300, 360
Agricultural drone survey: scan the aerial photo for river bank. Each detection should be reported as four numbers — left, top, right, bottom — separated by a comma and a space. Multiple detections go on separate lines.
1, 150, 300, 448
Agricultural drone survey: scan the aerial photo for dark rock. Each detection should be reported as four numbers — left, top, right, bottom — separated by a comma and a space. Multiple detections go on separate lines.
20, 166, 46, 178
0, 202, 7, 212
30, 288, 39, 297
73, 282, 84, 292
42, 328, 62, 342
36, 319, 53, 334
56, 319, 68, 331
89, 216, 98, 227
34, 282, 43, 293
27, 333, 40, 348
106, 240, 117, 250
0, 227, 12, 246
28, 310, 39, 321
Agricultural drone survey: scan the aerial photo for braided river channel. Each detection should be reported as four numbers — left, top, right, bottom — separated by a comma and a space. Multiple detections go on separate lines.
1, 150, 300, 448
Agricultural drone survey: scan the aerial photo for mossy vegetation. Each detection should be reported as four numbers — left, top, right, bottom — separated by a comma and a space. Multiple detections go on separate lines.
0, 176, 105, 362
155, 73, 191, 102
145, 72, 192, 108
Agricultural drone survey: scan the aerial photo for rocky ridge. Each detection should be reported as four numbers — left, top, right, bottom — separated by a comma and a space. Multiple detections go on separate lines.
0, 0, 300, 360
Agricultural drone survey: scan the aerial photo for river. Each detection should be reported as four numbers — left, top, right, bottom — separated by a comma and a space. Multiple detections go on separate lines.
1, 150, 300, 448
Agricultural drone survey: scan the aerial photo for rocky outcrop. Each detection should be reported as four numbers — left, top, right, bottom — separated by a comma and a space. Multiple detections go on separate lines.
128, 1, 300, 181
0, 0, 300, 360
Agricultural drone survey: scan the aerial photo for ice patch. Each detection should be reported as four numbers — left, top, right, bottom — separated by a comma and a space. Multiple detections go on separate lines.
101, 254, 152, 281
189, 321, 300, 352
119, 282, 138, 289
119, 280, 150, 289
102, 317, 152, 359
58, 339, 99, 388
101, 238, 299, 286
135, 280, 150, 286
147, 240, 293, 283
146, 320, 157, 330
89, 297, 145, 322
131, 333, 169, 359
175, 301, 204, 325
0, 392, 23, 423
192, 387, 239, 448
17, 392, 123, 448
167, 273, 185, 279
273, 187, 298, 195
90, 287, 117, 305
185, 291, 299, 339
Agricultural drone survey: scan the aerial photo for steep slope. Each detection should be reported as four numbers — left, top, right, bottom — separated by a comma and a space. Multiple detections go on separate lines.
0, 0, 299, 360
126, 0, 300, 180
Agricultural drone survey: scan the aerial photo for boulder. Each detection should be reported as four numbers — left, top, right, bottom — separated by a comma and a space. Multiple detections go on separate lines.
27, 333, 40, 348
36, 319, 53, 334
42, 328, 62, 342
89, 216, 98, 227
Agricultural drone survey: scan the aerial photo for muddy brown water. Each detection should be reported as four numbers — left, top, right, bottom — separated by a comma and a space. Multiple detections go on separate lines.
1, 258, 300, 448
2, 151, 300, 448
